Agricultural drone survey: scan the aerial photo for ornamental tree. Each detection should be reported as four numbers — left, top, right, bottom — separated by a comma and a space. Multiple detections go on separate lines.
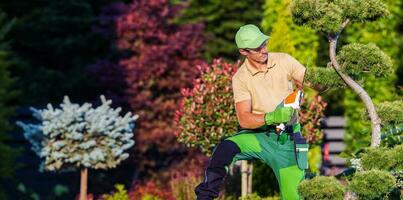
291, 0, 395, 147
17, 95, 138, 200
341, 0, 402, 154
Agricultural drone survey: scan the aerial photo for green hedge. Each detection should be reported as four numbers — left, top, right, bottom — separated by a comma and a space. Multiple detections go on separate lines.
349, 170, 396, 200
298, 176, 345, 200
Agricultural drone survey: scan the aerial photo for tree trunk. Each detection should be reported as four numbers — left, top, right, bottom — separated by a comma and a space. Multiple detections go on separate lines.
241, 161, 253, 198
247, 163, 253, 195
80, 168, 88, 200
328, 21, 382, 147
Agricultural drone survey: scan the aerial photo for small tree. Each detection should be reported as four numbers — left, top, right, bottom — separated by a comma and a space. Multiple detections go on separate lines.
17, 95, 138, 200
291, 0, 394, 147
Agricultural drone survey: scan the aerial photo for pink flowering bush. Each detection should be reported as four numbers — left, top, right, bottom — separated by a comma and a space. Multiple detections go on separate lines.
175, 59, 240, 155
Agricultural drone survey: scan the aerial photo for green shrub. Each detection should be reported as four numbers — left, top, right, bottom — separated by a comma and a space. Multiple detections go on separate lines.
360, 147, 391, 170
103, 184, 129, 200
388, 144, 403, 171
360, 144, 403, 171
298, 176, 345, 200
349, 170, 396, 200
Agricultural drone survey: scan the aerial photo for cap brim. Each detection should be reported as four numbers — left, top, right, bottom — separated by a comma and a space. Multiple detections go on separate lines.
246, 34, 270, 48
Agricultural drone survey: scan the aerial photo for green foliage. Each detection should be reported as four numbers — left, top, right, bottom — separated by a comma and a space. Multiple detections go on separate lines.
359, 144, 403, 171
388, 144, 403, 171
340, 0, 402, 155
349, 170, 396, 200
381, 123, 402, 147
263, 0, 318, 66
376, 100, 403, 125
307, 146, 322, 174
336, 0, 389, 21
342, 75, 395, 155
305, 67, 346, 88
360, 147, 391, 170
291, 0, 343, 34
337, 43, 393, 79
103, 184, 129, 200
291, 0, 388, 34
178, 0, 264, 61
298, 176, 345, 200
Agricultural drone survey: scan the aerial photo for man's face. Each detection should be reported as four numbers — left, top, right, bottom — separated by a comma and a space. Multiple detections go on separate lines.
244, 41, 268, 64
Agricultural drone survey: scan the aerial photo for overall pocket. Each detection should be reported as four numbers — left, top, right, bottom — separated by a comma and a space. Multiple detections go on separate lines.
295, 143, 309, 170
292, 132, 309, 170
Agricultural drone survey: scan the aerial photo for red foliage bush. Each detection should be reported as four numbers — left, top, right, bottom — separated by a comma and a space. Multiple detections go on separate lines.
95, 0, 206, 177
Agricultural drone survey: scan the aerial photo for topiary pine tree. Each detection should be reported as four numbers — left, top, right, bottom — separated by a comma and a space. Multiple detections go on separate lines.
291, 0, 395, 147
17, 95, 138, 200
338, 0, 403, 154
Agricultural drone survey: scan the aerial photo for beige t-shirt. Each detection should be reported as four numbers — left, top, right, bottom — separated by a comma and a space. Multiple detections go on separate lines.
232, 52, 306, 114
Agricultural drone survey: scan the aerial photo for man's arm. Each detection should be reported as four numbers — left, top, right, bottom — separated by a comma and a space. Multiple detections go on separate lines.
235, 100, 294, 129
235, 99, 265, 129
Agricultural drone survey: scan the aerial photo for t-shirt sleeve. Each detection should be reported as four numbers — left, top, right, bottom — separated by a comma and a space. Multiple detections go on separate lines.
232, 75, 251, 103
287, 54, 306, 83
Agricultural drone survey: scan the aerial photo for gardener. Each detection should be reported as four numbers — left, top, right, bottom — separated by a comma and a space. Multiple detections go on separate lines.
195, 24, 308, 200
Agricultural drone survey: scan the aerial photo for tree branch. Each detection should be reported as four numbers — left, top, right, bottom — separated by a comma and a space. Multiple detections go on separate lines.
328, 34, 382, 147
328, 19, 350, 41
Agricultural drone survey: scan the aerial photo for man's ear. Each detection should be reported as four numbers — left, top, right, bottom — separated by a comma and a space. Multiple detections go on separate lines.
239, 49, 249, 56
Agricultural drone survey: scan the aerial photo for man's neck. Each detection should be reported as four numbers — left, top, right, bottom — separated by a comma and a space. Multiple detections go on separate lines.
248, 57, 268, 71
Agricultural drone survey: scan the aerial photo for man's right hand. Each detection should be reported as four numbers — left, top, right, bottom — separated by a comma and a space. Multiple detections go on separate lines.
264, 107, 294, 125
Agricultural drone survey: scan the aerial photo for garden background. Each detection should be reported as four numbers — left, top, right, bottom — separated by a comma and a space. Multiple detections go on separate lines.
0, 0, 402, 199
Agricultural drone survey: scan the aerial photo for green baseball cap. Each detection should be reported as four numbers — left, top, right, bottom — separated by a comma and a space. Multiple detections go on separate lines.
235, 24, 269, 49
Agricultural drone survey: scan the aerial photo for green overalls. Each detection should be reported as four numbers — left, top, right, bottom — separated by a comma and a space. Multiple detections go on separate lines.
226, 123, 308, 200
